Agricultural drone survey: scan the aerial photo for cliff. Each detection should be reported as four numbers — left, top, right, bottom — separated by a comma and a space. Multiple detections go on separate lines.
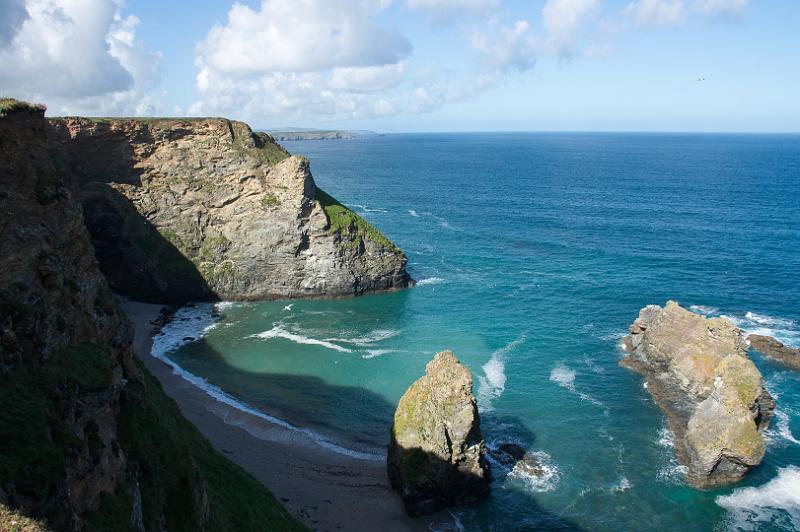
0, 101, 302, 530
622, 302, 775, 487
47, 117, 412, 303
388, 351, 490, 516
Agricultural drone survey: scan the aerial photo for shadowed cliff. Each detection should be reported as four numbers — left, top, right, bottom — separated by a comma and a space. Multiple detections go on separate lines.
46, 116, 413, 304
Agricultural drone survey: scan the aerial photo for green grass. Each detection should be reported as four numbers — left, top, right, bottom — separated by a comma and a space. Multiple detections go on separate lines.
92, 359, 305, 532
260, 193, 281, 209
316, 188, 398, 250
0, 98, 45, 117
0, 343, 112, 507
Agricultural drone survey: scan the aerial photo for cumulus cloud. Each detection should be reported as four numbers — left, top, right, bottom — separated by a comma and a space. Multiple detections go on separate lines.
0, 0, 29, 46
191, 0, 489, 123
197, 0, 410, 76
0, 0, 161, 115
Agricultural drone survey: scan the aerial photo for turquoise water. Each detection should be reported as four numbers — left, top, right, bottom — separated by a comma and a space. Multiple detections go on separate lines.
158, 133, 800, 531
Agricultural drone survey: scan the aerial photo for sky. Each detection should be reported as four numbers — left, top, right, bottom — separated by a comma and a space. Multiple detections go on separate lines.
0, 0, 798, 132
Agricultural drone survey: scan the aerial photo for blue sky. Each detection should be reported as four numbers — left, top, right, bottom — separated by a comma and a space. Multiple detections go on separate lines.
1, 0, 798, 132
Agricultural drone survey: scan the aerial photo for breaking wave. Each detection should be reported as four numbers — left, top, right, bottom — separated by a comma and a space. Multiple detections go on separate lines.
477, 336, 526, 410
716, 466, 800, 531
250, 325, 352, 353
416, 276, 444, 286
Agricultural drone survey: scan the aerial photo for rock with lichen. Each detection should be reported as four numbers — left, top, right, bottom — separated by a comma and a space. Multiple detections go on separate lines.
621, 301, 775, 487
387, 351, 490, 516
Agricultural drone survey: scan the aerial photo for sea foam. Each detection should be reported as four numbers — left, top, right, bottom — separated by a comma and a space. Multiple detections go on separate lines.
716, 466, 800, 531
507, 450, 561, 493
416, 276, 444, 286
477, 336, 525, 410
249, 325, 352, 352
151, 306, 381, 461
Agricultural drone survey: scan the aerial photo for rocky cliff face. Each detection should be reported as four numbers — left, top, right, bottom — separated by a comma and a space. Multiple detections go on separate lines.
47, 117, 412, 303
0, 101, 300, 530
387, 351, 490, 516
622, 301, 775, 487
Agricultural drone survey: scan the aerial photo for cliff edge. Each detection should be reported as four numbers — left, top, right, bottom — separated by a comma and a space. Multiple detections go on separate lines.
47, 117, 412, 303
0, 100, 302, 530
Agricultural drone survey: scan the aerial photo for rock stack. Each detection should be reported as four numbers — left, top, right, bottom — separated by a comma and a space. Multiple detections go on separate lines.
622, 301, 775, 487
388, 351, 490, 516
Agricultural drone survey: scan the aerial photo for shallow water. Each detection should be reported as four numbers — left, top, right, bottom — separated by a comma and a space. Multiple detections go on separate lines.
158, 133, 800, 531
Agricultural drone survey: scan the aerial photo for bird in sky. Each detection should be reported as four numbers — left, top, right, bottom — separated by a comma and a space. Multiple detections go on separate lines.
696, 78, 706, 82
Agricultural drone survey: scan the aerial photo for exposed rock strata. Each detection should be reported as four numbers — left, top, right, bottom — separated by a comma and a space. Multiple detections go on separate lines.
0, 102, 299, 530
47, 117, 412, 303
388, 351, 490, 516
621, 301, 775, 487
748, 334, 800, 371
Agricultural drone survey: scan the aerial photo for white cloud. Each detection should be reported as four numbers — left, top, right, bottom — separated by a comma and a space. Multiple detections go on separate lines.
623, 0, 686, 26
693, 0, 747, 18
406, 0, 497, 16
0, 0, 161, 115
197, 0, 410, 76
191, 0, 490, 123
471, 20, 538, 72
0, 0, 29, 46
542, 0, 602, 55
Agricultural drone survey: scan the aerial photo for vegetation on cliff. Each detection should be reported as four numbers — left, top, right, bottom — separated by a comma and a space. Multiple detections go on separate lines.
0, 100, 303, 531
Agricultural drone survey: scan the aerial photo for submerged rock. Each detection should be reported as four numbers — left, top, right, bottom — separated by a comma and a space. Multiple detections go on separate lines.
748, 334, 800, 371
388, 351, 490, 516
621, 301, 775, 487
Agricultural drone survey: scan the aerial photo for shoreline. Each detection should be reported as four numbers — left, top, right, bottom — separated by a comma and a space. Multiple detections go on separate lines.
121, 299, 447, 531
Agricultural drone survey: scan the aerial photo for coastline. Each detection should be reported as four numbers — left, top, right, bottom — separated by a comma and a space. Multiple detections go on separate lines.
121, 300, 447, 532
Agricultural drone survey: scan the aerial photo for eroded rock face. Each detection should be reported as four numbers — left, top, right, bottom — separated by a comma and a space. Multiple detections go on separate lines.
748, 334, 800, 371
1, 103, 135, 528
47, 117, 412, 303
622, 301, 775, 487
387, 351, 490, 516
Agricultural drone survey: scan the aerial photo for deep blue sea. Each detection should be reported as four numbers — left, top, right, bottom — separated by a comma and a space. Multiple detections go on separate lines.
156, 133, 800, 531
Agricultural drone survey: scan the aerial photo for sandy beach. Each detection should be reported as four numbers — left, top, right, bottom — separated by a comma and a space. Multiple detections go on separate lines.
121, 300, 449, 532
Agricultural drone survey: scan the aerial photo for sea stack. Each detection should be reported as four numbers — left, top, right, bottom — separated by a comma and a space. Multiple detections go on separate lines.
388, 351, 490, 516
621, 301, 775, 487
748, 334, 800, 371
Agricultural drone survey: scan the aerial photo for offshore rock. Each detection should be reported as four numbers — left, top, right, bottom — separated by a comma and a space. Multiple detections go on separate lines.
622, 301, 775, 487
748, 334, 800, 371
388, 351, 490, 516
47, 117, 412, 303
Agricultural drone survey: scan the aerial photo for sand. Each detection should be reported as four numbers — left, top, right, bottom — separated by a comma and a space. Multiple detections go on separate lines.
121, 300, 452, 532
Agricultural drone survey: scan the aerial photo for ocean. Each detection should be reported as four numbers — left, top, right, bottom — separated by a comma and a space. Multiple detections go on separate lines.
153, 133, 800, 531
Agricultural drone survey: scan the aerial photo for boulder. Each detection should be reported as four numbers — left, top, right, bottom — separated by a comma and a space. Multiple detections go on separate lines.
748, 334, 800, 371
388, 351, 490, 516
621, 301, 775, 487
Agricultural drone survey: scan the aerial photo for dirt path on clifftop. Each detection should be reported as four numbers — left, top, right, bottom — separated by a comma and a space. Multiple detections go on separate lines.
122, 300, 447, 532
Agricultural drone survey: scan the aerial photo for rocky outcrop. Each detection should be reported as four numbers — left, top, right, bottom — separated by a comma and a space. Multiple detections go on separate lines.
47, 117, 412, 303
0, 101, 300, 530
387, 351, 490, 516
622, 301, 775, 487
748, 334, 800, 371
